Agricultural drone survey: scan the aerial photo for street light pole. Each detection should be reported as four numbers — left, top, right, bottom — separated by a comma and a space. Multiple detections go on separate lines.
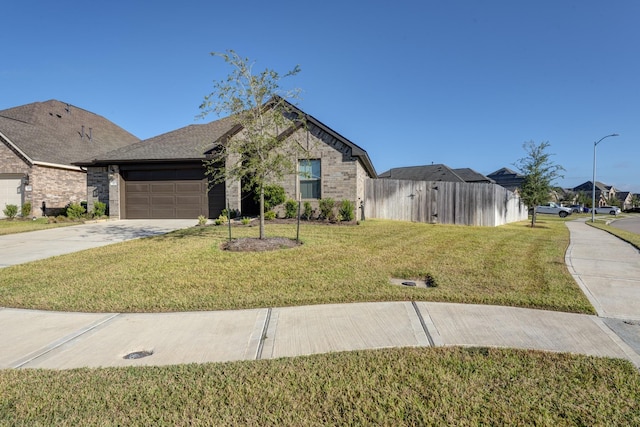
591, 133, 619, 222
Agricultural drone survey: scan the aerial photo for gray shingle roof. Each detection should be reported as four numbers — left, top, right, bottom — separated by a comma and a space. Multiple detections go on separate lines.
487, 167, 525, 191
379, 164, 492, 183
0, 100, 139, 166
78, 116, 238, 164
572, 181, 609, 192
451, 168, 494, 183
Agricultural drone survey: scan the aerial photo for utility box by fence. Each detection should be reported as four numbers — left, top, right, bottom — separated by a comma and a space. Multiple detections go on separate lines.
364, 179, 528, 226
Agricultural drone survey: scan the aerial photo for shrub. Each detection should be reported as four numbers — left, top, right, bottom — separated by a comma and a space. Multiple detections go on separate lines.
3, 204, 18, 220
198, 215, 207, 226
302, 201, 314, 220
318, 198, 335, 220
222, 208, 241, 219
241, 217, 251, 225
92, 201, 107, 218
66, 203, 86, 220
259, 185, 286, 210
21, 201, 32, 218
264, 210, 276, 220
54, 215, 68, 223
339, 200, 355, 221
284, 199, 298, 219
214, 214, 228, 226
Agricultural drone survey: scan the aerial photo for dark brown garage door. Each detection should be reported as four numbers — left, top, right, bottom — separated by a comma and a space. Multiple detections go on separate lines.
122, 167, 221, 219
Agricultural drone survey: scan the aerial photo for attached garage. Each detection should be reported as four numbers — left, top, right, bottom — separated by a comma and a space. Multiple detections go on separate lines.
120, 166, 225, 219
0, 175, 23, 219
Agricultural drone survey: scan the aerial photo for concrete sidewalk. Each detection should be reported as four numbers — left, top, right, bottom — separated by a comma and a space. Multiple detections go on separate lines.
566, 219, 640, 321
1, 218, 639, 370
2, 301, 638, 369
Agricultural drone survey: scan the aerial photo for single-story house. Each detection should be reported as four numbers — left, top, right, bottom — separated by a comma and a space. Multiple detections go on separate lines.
0, 100, 139, 218
379, 164, 494, 184
76, 100, 376, 220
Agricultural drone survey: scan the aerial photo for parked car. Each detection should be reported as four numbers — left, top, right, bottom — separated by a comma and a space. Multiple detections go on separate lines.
593, 206, 621, 215
569, 205, 582, 213
535, 203, 573, 218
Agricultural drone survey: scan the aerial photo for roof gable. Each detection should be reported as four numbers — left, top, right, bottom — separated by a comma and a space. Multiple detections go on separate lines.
487, 167, 522, 178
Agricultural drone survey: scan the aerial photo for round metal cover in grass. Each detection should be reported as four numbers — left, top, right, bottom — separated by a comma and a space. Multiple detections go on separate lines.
123, 350, 153, 360
401, 281, 417, 287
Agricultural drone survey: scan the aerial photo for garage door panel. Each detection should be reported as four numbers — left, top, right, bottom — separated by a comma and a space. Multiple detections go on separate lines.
126, 194, 151, 204
150, 207, 177, 218
176, 182, 204, 192
127, 206, 151, 218
126, 183, 151, 193
150, 183, 176, 193
176, 195, 204, 205
150, 195, 177, 205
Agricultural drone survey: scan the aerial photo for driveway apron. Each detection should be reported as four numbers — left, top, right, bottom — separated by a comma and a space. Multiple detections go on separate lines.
0, 220, 196, 268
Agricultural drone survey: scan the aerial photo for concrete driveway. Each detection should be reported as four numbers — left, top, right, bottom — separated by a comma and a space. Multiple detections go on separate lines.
0, 219, 197, 268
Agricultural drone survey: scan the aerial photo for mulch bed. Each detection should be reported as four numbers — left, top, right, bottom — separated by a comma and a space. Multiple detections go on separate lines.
216, 218, 357, 252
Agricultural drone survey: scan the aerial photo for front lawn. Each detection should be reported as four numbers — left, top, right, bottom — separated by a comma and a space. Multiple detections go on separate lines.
0, 218, 594, 314
2, 347, 638, 425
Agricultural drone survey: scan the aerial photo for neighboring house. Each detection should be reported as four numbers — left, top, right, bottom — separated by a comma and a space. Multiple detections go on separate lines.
378, 164, 494, 184
615, 191, 633, 211
572, 181, 616, 207
77, 101, 376, 220
486, 167, 525, 192
0, 100, 139, 218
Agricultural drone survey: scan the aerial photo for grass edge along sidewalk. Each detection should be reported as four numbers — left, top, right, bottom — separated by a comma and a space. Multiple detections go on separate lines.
1, 347, 639, 425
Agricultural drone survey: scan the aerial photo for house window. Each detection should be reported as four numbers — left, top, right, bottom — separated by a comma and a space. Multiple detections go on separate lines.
299, 159, 321, 199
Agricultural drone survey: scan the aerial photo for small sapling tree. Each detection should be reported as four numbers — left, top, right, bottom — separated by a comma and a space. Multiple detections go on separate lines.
514, 141, 565, 227
199, 50, 309, 239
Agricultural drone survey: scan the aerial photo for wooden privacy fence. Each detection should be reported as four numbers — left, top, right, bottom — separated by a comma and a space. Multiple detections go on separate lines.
364, 179, 528, 226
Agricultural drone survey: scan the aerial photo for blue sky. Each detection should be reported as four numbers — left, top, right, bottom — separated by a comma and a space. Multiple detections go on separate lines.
3, 1, 639, 192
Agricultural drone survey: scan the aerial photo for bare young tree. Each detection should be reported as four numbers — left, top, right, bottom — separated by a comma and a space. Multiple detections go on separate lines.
514, 141, 565, 227
199, 50, 308, 238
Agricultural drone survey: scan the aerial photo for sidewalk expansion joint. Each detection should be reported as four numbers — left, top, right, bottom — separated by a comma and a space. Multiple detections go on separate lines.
11, 313, 120, 369
412, 301, 435, 347
255, 307, 272, 360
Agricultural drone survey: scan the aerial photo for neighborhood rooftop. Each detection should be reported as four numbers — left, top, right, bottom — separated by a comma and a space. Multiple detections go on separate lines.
378, 164, 493, 184
0, 100, 139, 167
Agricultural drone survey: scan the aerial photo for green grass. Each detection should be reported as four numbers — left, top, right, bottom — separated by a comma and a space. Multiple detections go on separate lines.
2, 347, 638, 425
0, 218, 594, 314
0, 218, 77, 235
